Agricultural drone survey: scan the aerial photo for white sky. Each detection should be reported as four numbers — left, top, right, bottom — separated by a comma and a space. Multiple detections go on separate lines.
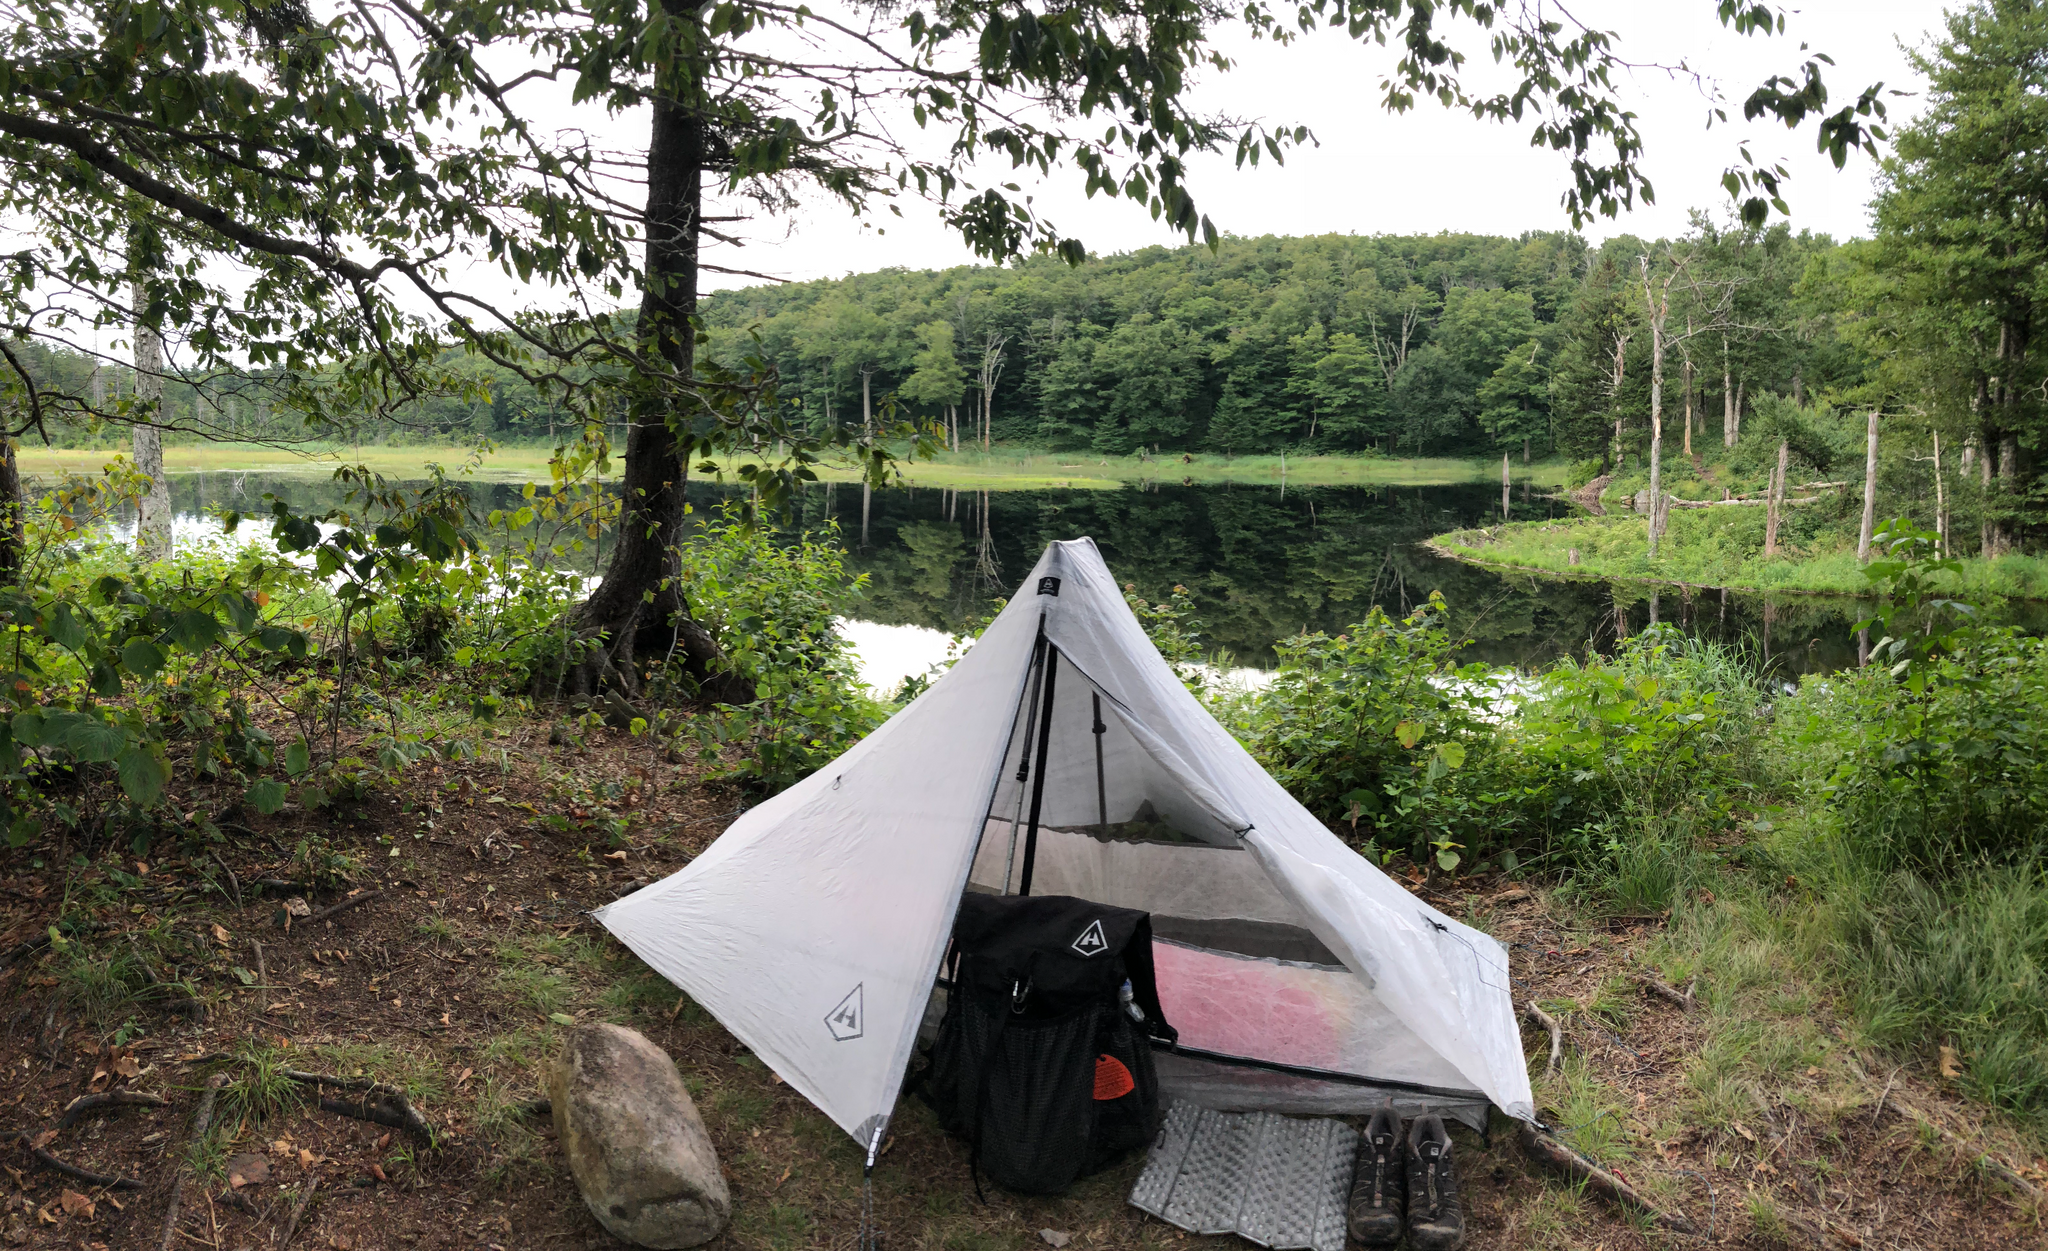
698, 0, 1944, 291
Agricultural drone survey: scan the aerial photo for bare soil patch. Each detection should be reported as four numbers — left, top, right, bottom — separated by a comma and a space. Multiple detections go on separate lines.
0, 716, 2039, 1249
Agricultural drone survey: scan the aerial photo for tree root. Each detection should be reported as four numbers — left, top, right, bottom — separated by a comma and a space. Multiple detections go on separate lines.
283, 1071, 432, 1139
1524, 1001, 1562, 1076
58, 1089, 167, 1128
31, 1146, 145, 1190
1518, 1123, 1698, 1235
158, 1073, 227, 1251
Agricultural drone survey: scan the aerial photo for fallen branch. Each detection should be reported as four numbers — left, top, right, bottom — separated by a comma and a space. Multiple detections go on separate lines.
31, 1145, 145, 1189
158, 1073, 227, 1251
250, 939, 268, 989
1885, 1092, 2040, 1199
58, 1089, 167, 1128
1637, 973, 1696, 1012
1839, 1046, 2039, 1199
307, 890, 386, 925
282, 1071, 431, 1139
1519, 1123, 1698, 1235
279, 1174, 320, 1250
1524, 1001, 1562, 1076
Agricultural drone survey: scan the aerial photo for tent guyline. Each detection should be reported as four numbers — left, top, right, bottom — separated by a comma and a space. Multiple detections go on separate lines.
595, 537, 1535, 1171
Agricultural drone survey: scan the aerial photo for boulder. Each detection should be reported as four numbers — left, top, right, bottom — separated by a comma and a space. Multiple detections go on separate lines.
549, 1023, 730, 1248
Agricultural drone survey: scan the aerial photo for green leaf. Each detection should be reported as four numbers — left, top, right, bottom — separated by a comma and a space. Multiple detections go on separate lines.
223, 593, 259, 634
115, 745, 166, 806
44, 602, 86, 651
232, 966, 257, 986
285, 739, 311, 777
1435, 741, 1467, 770
1502, 850, 1520, 874
66, 717, 127, 764
1394, 720, 1424, 749
1436, 848, 1462, 872
246, 779, 288, 814
121, 638, 166, 678
548, 1012, 576, 1026
171, 610, 222, 652
11, 710, 46, 747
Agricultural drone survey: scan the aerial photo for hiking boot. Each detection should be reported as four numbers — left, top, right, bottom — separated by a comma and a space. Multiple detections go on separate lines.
1405, 1114, 1465, 1250
1346, 1101, 1404, 1246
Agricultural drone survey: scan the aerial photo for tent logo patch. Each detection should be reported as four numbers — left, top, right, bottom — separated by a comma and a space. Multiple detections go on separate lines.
1036, 576, 1062, 597
824, 984, 865, 1041
1070, 919, 1109, 957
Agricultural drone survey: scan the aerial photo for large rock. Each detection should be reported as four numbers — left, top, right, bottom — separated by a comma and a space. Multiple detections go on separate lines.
549, 1023, 731, 1248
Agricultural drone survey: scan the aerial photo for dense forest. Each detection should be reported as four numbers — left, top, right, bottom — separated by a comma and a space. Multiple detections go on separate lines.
13, 224, 1850, 459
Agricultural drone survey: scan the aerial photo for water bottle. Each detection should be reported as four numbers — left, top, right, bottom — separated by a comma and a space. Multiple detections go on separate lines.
1119, 979, 1145, 1024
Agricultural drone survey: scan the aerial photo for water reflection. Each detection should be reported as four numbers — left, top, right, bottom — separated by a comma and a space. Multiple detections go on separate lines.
99, 469, 2034, 677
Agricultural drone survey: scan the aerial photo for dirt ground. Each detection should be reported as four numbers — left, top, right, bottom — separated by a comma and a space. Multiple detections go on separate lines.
1, 715, 2041, 1250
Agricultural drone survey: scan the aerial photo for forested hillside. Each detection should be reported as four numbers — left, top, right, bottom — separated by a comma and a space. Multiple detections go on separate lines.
694, 225, 1854, 462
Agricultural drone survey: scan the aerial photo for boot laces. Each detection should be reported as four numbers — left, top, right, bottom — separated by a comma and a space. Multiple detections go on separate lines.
1425, 1154, 1441, 1216
1371, 1153, 1385, 1207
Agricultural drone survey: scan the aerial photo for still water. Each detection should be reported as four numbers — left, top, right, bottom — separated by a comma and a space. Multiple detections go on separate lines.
116, 469, 1962, 683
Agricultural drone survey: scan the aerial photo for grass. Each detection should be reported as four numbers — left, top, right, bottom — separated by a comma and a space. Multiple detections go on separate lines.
1436, 508, 2048, 599
17, 440, 1570, 491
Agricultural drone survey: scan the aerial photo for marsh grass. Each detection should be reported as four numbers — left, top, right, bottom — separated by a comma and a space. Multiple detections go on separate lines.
1438, 509, 2048, 599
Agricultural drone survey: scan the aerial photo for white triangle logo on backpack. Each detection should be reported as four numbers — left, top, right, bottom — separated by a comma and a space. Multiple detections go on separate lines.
1071, 918, 1108, 957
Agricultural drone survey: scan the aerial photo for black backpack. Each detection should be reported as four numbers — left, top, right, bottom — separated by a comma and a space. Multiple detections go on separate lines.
918, 893, 1177, 1194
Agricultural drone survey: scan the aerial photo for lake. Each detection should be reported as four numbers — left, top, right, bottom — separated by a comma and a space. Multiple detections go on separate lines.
107, 469, 1936, 686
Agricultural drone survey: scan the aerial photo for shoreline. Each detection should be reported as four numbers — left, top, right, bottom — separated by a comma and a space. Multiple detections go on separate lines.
16, 443, 1570, 491
1431, 515, 2048, 603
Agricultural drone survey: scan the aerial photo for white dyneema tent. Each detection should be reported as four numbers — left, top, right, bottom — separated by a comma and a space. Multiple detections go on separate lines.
596, 539, 1533, 1162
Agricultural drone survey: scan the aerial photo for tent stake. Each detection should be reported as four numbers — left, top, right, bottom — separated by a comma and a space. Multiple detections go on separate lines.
1018, 645, 1060, 896
1092, 693, 1108, 839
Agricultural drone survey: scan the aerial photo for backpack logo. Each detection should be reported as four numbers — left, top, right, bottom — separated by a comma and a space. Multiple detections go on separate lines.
824, 983, 864, 1041
1071, 918, 1108, 957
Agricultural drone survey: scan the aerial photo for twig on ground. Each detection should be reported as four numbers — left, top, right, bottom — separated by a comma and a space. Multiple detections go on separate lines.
209, 851, 242, 909
158, 1072, 228, 1251
307, 890, 386, 924
250, 938, 268, 989
1638, 973, 1696, 1012
1524, 1001, 1563, 1076
282, 1070, 432, 1139
58, 1089, 168, 1128
1519, 1123, 1699, 1235
279, 1174, 320, 1250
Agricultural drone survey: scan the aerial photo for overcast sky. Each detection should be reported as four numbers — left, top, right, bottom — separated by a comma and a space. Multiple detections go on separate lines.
699, 0, 1943, 292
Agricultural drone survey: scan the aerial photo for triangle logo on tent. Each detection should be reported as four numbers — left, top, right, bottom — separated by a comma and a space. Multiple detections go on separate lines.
1071, 918, 1109, 957
824, 983, 864, 1041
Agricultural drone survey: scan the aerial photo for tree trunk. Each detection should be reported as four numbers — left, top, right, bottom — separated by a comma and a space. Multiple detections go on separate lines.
568, 8, 744, 704
1643, 260, 1665, 560
1522, 436, 1530, 465
1765, 440, 1788, 558
1722, 341, 1734, 448
1682, 356, 1693, 458
1501, 453, 1510, 521
1857, 410, 1880, 563
1933, 431, 1946, 558
0, 435, 23, 584
1733, 377, 1745, 442
130, 278, 172, 563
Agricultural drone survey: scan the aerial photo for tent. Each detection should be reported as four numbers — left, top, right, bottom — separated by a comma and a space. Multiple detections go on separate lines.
595, 538, 1534, 1165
